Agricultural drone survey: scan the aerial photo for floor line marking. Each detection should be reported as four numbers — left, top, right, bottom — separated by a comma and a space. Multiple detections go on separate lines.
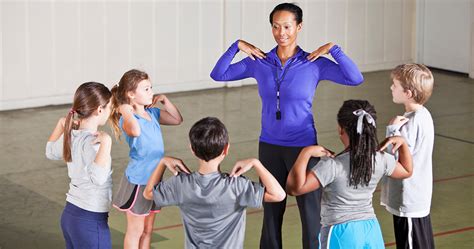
385, 226, 474, 247
435, 133, 474, 144
374, 173, 474, 193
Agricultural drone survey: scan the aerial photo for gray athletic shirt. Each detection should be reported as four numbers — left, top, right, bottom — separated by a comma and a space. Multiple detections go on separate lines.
312, 152, 396, 226
381, 106, 434, 217
153, 171, 265, 249
45, 130, 112, 213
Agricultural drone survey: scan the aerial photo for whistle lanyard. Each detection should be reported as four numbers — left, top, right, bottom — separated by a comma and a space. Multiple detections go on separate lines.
274, 64, 291, 120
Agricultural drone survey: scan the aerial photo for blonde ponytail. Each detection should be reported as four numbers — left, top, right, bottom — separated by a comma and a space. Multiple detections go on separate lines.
110, 84, 122, 140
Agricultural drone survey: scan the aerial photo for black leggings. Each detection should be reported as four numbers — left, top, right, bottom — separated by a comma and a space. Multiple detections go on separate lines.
259, 142, 322, 249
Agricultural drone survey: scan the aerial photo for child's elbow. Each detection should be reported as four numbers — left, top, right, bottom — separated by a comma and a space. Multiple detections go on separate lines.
287, 189, 301, 196
405, 169, 413, 178
285, 186, 300, 197
285, 186, 295, 196
275, 190, 286, 202
175, 117, 184, 125
45, 151, 59, 161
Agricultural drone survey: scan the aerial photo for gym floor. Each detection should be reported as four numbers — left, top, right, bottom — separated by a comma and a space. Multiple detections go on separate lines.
0, 69, 472, 248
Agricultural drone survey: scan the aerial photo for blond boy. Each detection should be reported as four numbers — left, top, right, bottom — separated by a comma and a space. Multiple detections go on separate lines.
381, 64, 435, 249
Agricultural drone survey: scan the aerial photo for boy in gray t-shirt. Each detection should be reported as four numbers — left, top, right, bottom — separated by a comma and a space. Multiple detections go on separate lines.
381, 64, 435, 249
143, 117, 286, 249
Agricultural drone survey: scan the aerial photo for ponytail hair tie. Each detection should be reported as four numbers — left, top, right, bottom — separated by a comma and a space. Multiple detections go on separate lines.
69, 108, 76, 114
353, 109, 376, 134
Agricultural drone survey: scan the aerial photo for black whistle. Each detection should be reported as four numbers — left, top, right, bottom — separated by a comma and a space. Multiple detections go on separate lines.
276, 111, 281, 120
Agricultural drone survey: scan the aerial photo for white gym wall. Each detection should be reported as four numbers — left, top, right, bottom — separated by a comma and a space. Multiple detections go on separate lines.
0, 0, 423, 110
416, 0, 471, 75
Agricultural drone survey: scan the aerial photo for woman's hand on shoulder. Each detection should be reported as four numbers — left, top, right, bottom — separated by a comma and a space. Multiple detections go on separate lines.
238, 39, 266, 60
306, 42, 335, 62
303, 145, 335, 158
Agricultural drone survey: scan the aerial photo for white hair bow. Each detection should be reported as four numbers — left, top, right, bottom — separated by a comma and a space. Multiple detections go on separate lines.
353, 109, 376, 134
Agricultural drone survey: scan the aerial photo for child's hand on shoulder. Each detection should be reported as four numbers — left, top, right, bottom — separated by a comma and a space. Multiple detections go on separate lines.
91, 131, 112, 145
118, 104, 134, 115
147, 94, 168, 108
389, 115, 409, 126
379, 136, 406, 153
303, 145, 335, 158
161, 156, 190, 176
230, 158, 260, 177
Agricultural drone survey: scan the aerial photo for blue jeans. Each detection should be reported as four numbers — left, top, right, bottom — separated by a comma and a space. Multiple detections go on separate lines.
60, 202, 111, 249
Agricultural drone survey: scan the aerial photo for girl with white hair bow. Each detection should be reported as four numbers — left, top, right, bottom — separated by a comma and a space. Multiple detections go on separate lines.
286, 99, 414, 249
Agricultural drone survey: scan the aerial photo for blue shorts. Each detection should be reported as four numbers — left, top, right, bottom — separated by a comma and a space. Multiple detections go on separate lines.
319, 219, 385, 249
60, 202, 111, 249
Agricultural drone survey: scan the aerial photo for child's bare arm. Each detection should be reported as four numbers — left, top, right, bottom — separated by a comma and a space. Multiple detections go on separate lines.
150, 95, 183, 125
143, 163, 166, 200
48, 117, 66, 142
46, 117, 67, 160
119, 104, 141, 137
286, 145, 334, 196
379, 136, 413, 179
143, 156, 189, 200
230, 159, 286, 202
254, 160, 286, 202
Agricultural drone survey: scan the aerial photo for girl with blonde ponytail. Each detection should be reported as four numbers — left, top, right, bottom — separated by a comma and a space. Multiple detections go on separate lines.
110, 69, 183, 249
45, 82, 113, 249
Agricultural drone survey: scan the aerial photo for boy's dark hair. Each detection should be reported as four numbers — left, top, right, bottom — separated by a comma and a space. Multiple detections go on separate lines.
337, 100, 378, 188
269, 2, 303, 25
189, 117, 229, 162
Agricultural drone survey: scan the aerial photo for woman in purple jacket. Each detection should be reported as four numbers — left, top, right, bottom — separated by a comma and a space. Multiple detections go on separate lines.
210, 3, 363, 249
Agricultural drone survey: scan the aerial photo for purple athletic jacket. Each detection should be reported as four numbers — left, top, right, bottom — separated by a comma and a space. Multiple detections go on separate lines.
210, 40, 364, 147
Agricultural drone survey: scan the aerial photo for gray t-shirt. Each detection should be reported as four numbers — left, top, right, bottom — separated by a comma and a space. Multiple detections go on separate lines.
381, 106, 434, 217
312, 151, 396, 226
45, 130, 112, 212
153, 171, 264, 249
